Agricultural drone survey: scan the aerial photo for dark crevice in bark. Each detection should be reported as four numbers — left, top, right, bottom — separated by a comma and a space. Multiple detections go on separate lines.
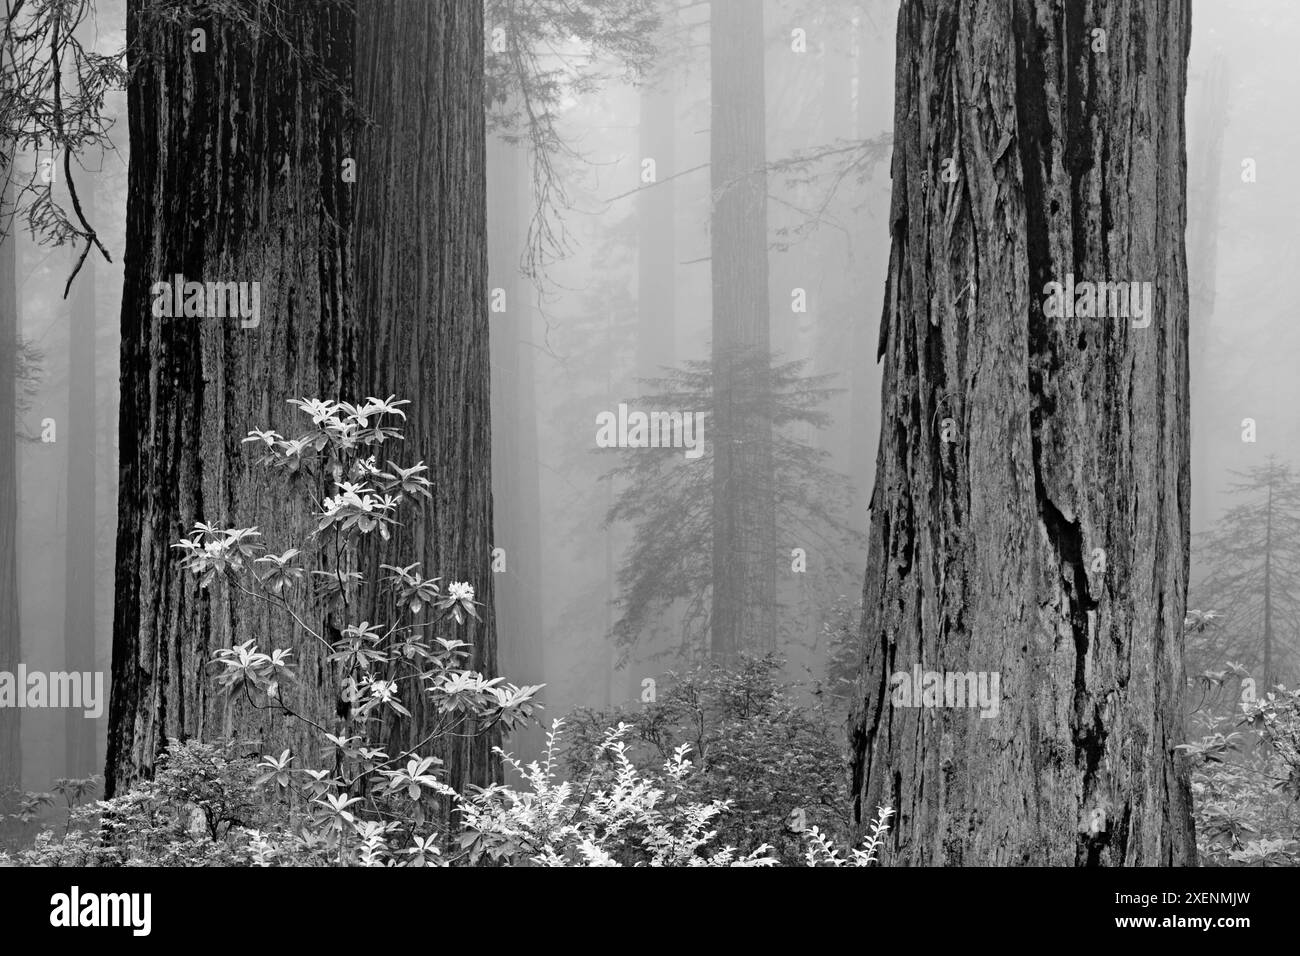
849, 633, 893, 828
1077, 709, 1109, 865
1063, 0, 1094, 272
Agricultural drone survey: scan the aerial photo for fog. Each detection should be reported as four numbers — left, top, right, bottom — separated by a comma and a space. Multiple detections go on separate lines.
3, 0, 1296, 788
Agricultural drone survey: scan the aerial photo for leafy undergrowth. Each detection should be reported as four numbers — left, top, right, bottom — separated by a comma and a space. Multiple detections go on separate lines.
562, 655, 857, 864
0, 396, 891, 868
0, 725, 893, 868
1181, 682, 1300, 866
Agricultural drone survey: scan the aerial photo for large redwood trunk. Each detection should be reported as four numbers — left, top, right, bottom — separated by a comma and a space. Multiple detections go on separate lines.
107, 1, 356, 794
352, 0, 499, 798
109, 1, 498, 806
849, 0, 1196, 865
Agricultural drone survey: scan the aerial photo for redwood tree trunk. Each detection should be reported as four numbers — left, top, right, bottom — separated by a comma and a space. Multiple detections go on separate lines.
709, 0, 775, 663
107, 1, 355, 794
109, 1, 498, 806
849, 0, 1196, 866
352, 0, 499, 799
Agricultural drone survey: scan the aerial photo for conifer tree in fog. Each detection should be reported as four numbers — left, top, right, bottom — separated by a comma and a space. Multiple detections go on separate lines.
1189, 459, 1300, 689
605, 360, 861, 660
850, 0, 1196, 865
600, 1, 874, 668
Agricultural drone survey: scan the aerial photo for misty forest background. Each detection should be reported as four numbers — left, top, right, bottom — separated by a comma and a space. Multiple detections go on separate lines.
1, 0, 1298, 866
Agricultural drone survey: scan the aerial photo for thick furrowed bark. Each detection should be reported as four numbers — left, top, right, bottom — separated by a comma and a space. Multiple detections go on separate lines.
850, 0, 1195, 866
352, 0, 499, 806
108, 2, 354, 794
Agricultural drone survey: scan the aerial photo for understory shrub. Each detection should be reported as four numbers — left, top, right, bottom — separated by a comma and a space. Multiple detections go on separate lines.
0, 395, 890, 868
561, 655, 858, 864
1181, 672, 1300, 866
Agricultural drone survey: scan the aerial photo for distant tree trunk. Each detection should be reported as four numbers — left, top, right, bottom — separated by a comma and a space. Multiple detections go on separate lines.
850, 0, 1196, 865
107, 1, 355, 795
1187, 53, 1227, 535
1262, 480, 1273, 688
352, 0, 499, 799
96, 239, 120, 782
633, 72, 680, 678
64, 169, 98, 778
855, 9, 872, 141
848, 9, 884, 492
0, 175, 19, 792
818, 23, 852, 248
604, 469, 616, 708
488, 130, 544, 759
808, 20, 855, 462
709, 0, 775, 664
639, 77, 676, 378
601, 311, 617, 705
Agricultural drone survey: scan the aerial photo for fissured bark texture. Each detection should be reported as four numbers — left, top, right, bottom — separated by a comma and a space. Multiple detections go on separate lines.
850, 0, 1196, 866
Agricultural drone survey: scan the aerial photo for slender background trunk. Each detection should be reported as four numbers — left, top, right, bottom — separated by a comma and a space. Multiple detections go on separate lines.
488, 130, 545, 760
710, 0, 776, 663
64, 163, 98, 777
1187, 52, 1227, 537
639, 76, 677, 379
1262, 480, 1273, 688
0, 174, 19, 792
